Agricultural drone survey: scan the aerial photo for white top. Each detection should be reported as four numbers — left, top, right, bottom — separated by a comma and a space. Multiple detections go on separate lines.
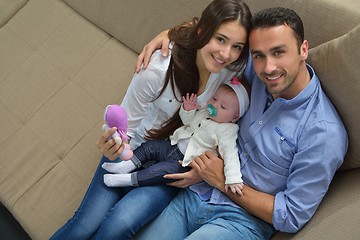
121, 49, 236, 149
170, 107, 242, 184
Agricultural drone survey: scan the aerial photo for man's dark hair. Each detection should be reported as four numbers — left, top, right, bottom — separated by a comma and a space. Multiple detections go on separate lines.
252, 7, 305, 49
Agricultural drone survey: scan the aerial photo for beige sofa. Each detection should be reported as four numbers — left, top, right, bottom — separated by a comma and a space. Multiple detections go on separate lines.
0, 0, 359, 239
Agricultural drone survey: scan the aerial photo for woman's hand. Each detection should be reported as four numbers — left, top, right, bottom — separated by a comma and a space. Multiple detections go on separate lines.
96, 127, 125, 160
135, 30, 170, 73
164, 166, 203, 188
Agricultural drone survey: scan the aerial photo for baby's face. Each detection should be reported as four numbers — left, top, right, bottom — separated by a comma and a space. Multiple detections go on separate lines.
207, 86, 239, 123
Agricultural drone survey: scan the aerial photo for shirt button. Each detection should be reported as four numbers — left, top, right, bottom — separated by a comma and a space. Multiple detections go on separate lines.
258, 121, 263, 125
198, 123, 201, 127
169, 99, 172, 102
280, 136, 285, 141
243, 152, 248, 157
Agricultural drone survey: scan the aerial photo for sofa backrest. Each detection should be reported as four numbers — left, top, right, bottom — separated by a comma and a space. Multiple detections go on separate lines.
307, 25, 360, 171
63, 0, 360, 51
63, 0, 213, 54
63, 0, 360, 170
246, 0, 360, 48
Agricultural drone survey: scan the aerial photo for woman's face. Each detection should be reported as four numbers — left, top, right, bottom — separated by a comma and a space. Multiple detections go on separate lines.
198, 20, 247, 73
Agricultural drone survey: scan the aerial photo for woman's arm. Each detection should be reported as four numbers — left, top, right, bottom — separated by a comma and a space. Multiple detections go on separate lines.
135, 19, 196, 72
123, 52, 172, 139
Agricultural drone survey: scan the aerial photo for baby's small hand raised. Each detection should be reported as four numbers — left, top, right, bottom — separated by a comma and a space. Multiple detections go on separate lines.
182, 93, 201, 111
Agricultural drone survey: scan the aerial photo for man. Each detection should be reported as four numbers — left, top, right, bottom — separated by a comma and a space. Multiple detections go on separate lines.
133, 7, 348, 239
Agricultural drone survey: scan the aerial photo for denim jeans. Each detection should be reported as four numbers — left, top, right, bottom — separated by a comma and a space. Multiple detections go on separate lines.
136, 188, 277, 240
133, 139, 190, 186
50, 156, 179, 240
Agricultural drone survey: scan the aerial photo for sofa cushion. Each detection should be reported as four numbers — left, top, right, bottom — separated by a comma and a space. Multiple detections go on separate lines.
307, 25, 360, 170
0, 0, 28, 27
0, 0, 137, 238
272, 168, 360, 239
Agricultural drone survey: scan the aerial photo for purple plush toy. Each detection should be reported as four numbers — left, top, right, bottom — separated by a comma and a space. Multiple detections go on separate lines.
103, 104, 133, 160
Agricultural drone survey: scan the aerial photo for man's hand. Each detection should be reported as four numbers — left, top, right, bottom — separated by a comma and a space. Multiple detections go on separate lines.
96, 127, 125, 160
182, 93, 201, 111
190, 150, 227, 191
191, 150, 274, 224
135, 30, 170, 73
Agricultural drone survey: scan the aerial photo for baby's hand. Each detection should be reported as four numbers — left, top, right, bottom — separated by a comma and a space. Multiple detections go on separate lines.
225, 182, 244, 196
182, 93, 201, 111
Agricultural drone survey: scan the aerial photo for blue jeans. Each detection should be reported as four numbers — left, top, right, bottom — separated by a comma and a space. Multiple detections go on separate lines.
133, 139, 190, 186
136, 188, 277, 240
50, 156, 179, 240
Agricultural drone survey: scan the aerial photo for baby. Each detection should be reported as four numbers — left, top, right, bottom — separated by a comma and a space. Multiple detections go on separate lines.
102, 77, 249, 195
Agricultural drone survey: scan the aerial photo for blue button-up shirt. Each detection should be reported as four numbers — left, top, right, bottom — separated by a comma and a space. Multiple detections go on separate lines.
190, 58, 348, 233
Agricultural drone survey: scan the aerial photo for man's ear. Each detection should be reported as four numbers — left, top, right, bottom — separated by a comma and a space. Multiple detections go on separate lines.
300, 40, 309, 60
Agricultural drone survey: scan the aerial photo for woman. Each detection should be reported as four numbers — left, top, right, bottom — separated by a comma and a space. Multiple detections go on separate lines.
50, 0, 252, 239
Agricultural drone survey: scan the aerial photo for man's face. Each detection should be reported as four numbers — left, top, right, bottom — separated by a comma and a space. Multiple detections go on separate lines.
249, 25, 308, 99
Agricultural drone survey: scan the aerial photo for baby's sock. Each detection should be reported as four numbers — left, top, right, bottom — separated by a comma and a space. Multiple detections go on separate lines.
103, 173, 134, 187
102, 160, 137, 174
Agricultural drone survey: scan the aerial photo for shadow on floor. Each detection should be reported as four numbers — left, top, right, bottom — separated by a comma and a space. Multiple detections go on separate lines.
0, 202, 31, 240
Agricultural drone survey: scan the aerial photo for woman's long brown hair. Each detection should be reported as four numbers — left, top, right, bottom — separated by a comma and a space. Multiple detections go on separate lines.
146, 0, 252, 140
